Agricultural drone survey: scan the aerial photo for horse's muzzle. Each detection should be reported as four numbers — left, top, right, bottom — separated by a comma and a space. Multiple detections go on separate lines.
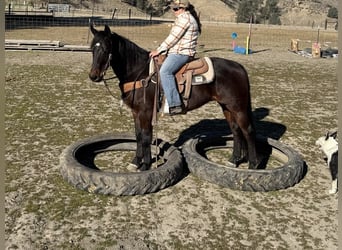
89, 69, 103, 82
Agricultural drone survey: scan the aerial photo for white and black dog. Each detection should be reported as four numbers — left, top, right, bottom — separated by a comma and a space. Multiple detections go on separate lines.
316, 131, 338, 194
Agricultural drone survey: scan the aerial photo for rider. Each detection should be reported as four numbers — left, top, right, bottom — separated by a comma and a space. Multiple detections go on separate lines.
149, 0, 201, 115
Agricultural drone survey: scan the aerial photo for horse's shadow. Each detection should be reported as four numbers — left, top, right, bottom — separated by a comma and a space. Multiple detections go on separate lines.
174, 107, 288, 170
175, 107, 286, 147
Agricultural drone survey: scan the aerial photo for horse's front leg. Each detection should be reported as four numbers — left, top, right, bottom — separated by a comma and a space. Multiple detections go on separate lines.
132, 112, 153, 171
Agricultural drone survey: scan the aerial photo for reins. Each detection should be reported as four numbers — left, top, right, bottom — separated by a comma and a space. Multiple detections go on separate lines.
151, 59, 161, 164
102, 57, 115, 98
101, 53, 122, 111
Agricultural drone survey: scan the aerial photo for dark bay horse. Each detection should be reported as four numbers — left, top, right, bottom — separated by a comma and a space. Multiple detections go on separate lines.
88, 24, 260, 170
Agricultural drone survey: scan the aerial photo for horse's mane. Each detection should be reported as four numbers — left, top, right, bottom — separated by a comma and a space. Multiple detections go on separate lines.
112, 32, 149, 68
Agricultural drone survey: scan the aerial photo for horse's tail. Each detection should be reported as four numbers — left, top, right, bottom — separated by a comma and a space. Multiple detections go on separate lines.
242, 65, 256, 130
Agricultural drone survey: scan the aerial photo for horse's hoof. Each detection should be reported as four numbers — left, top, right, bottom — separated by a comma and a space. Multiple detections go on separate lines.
127, 163, 138, 172
248, 159, 261, 169
248, 163, 259, 170
131, 157, 139, 166
248, 157, 267, 169
228, 161, 238, 168
137, 164, 150, 171
229, 156, 247, 166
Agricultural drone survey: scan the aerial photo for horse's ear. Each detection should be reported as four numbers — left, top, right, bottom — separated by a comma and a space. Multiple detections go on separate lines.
90, 23, 97, 35
104, 25, 112, 35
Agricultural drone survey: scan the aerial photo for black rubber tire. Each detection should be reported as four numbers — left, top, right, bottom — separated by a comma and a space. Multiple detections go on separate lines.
59, 134, 185, 196
182, 134, 305, 192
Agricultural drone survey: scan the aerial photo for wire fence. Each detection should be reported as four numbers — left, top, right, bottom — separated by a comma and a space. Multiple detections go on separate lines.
5, 9, 337, 31
5, 1, 338, 28
5, 3, 338, 54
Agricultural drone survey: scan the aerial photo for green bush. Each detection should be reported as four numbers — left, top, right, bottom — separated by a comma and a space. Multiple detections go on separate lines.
327, 6, 338, 19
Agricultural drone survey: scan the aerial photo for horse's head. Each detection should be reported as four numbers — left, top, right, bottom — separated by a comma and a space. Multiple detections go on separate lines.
89, 24, 113, 82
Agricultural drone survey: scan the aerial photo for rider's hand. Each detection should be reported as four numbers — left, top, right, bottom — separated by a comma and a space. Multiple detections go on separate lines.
149, 50, 159, 58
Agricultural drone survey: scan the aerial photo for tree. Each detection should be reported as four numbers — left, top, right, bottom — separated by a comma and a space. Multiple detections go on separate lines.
236, 0, 281, 24
220, 0, 238, 10
327, 6, 338, 19
136, 0, 147, 10
236, 0, 262, 23
130, 0, 169, 16
260, 0, 281, 25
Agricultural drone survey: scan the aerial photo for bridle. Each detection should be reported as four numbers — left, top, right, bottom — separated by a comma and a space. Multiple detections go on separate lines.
102, 54, 118, 103
92, 42, 113, 80
102, 53, 112, 78
92, 42, 117, 99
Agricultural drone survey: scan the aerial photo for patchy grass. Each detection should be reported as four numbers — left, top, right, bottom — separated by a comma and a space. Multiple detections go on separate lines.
5, 23, 338, 250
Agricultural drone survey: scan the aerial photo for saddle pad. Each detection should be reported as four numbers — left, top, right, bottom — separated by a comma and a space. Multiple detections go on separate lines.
149, 58, 155, 74
191, 57, 214, 85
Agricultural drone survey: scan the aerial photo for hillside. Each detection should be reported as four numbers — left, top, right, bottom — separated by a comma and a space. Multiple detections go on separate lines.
173, 0, 337, 25
103, 0, 338, 24
5, 0, 338, 26
104, 0, 338, 25
162, 0, 237, 22
278, 0, 338, 25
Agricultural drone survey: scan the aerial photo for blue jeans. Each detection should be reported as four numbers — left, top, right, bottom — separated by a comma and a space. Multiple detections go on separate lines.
159, 54, 190, 108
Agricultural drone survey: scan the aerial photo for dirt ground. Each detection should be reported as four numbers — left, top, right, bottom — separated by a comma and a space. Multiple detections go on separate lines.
5, 24, 338, 249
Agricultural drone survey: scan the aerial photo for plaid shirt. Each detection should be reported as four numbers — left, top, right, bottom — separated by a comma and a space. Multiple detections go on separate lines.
157, 11, 199, 56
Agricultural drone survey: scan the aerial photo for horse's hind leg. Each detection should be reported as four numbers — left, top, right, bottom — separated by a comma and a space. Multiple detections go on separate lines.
221, 106, 248, 166
234, 111, 259, 169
